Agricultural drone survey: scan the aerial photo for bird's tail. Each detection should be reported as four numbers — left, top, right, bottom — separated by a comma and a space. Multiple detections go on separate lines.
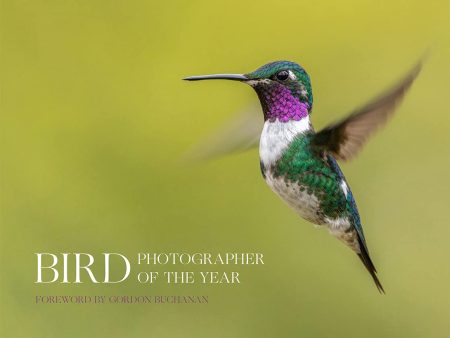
357, 236, 385, 294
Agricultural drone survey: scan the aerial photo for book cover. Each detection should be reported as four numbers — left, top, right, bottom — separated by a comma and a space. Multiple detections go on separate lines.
1, 1, 449, 337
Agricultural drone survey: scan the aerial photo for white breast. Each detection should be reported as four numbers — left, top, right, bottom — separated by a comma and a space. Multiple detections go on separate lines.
259, 117, 311, 166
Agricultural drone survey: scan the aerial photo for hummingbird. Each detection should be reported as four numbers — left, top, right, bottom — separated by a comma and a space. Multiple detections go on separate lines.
184, 59, 422, 293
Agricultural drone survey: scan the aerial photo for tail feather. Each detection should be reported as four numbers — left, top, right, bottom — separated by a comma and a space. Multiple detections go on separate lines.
357, 236, 385, 294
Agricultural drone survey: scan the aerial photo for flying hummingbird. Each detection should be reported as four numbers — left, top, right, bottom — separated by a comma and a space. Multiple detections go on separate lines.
184, 59, 422, 293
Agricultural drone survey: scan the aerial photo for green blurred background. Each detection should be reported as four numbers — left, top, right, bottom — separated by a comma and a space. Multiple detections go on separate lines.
1, 0, 449, 337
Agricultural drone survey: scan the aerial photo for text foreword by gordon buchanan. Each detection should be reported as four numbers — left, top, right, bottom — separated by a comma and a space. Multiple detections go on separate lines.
35, 252, 264, 285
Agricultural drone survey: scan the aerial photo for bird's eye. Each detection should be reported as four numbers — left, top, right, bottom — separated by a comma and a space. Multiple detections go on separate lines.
276, 70, 289, 81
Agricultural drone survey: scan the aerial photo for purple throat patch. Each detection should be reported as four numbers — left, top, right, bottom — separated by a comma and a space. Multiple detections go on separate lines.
263, 84, 309, 122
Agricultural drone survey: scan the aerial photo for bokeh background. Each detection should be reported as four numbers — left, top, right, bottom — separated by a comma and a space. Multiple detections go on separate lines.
1, 1, 449, 337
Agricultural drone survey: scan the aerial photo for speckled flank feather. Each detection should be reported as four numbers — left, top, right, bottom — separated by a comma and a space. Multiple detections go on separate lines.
273, 133, 348, 220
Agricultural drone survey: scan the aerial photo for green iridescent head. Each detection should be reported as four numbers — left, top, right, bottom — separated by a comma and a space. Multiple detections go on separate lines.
245, 61, 313, 109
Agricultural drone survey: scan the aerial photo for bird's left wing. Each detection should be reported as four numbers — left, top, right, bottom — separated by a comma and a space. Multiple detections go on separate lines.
183, 106, 262, 161
311, 59, 423, 161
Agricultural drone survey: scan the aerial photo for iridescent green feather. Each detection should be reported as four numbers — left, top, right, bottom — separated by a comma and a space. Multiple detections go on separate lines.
273, 133, 347, 218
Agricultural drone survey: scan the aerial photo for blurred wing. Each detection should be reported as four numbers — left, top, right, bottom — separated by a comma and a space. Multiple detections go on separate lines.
312, 59, 423, 161
183, 106, 262, 161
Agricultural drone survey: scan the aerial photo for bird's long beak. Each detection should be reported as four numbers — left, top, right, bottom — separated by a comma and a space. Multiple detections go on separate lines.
183, 74, 248, 81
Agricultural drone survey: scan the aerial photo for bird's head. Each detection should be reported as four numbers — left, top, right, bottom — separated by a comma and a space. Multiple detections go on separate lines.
184, 61, 313, 123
